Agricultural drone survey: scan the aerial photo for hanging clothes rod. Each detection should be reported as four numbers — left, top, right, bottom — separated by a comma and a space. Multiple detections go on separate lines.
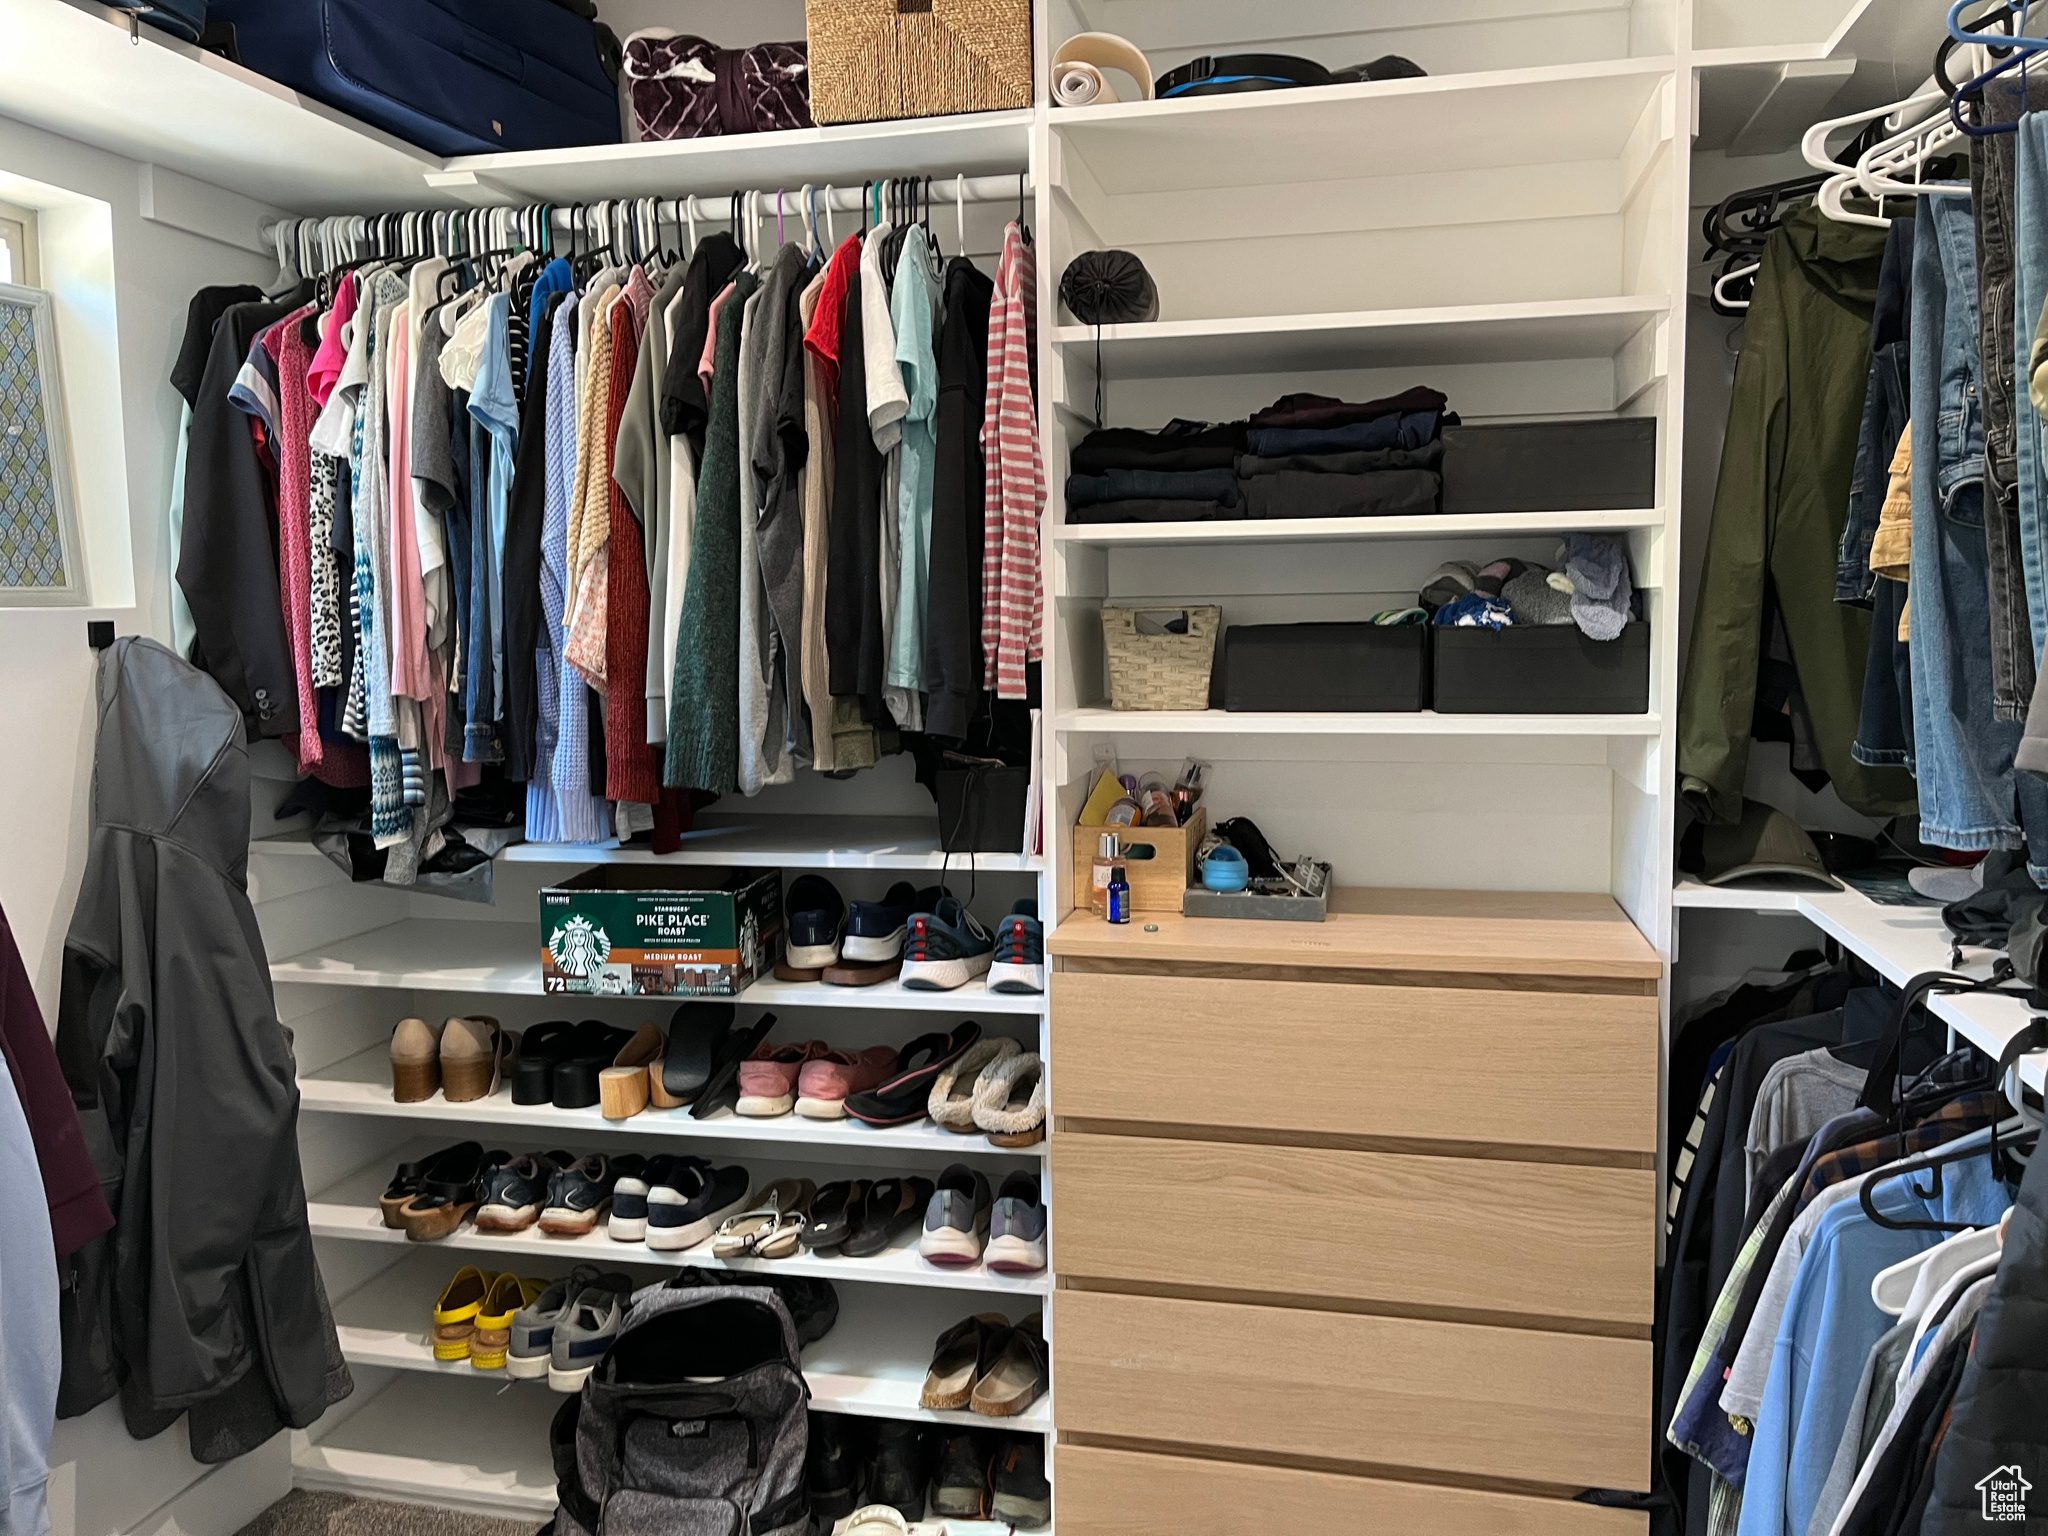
259, 173, 1036, 245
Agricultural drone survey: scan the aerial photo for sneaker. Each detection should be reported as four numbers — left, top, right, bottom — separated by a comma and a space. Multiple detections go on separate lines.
843, 880, 920, 963
548, 1274, 634, 1393
507, 1264, 611, 1380
990, 1435, 1051, 1528
783, 874, 846, 969
987, 899, 1045, 994
794, 1044, 895, 1119
806, 1412, 870, 1523
985, 1171, 1047, 1274
865, 1420, 933, 1520
472, 1154, 552, 1233
538, 1154, 617, 1237
610, 1153, 703, 1242
930, 1431, 995, 1519
646, 1161, 751, 1251
920, 1163, 992, 1268
900, 898, 994, 991
735, 1039, 828, 1117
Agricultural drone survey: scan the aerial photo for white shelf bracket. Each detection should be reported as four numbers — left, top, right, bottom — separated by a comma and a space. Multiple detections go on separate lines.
424, 169, 520, 208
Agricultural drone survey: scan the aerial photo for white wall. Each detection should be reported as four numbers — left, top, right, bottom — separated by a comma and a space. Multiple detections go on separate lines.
0, 109, 289, 1536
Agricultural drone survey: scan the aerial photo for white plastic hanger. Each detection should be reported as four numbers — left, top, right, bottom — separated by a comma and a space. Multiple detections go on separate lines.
822, 184, 836, 249
1872, 1223, 2001, 1313
799, 183, 818, 259
955, 173, 967, 260
1712, 260, 1761, 312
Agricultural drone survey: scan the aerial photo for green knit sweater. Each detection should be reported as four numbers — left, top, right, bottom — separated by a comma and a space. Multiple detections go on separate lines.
667, 269, 760, 793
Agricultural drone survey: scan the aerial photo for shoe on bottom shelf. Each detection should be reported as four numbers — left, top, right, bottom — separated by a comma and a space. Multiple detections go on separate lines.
899, 898, 994, 991
805, 1412, 870, 1523
549, 1275, 634, 1393
919, 1163, 992, 1268
991, 1435, 1051, 1528
432, 1266, 496, 1361
985, 1170, 1048, 1275
930, 1431, 995, 1520
507, 1265, 630, 1380
864, 1420, 933, 1521
469, 1274, 545, 1370
987, 899, 1045, 995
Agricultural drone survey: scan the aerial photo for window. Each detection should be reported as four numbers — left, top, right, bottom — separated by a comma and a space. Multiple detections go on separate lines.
0, 196, 84, 602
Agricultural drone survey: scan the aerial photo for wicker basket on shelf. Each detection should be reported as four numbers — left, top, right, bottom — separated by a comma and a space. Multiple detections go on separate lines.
804, 0, 1033, 125
1101, 605, 1221, 711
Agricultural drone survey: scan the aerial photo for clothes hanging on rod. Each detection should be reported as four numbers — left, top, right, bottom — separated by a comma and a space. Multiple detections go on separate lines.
189, 183, 1040, 865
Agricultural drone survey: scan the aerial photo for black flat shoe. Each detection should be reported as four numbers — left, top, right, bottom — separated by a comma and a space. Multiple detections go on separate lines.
510, 1019, 575, 1105
801, 1179, 869, 1252
654, 1001, 733, 1108
554, 1019, 631, 1110
689, 1011, 779, 1120
842, 1176, 934, 1258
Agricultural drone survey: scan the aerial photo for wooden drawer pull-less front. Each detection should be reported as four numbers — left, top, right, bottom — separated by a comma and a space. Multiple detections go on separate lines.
1056, 1290, 1652, 1491
1054, 1133, 1655, 1325
1050, 971, 1656, 1152
1057, 1445, 1650, 1536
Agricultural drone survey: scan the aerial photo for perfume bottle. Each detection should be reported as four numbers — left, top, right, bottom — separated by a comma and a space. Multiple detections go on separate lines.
1091, 832, 1123, 917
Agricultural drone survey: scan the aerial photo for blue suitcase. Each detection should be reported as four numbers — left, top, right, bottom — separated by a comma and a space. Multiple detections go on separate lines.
104, 0, 208, 44
208, 0, 620, 157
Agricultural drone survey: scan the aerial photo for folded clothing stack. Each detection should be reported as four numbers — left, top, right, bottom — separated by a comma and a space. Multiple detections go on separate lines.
1065, 387, 1449, 524
1420, 535, 1636, 638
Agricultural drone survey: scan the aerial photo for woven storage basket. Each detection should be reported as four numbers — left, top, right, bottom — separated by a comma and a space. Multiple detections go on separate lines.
805, 0, 1033, 125
1102, 605, 1221, 711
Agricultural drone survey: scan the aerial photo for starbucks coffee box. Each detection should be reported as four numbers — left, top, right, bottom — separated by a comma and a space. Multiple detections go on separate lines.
539, 866, 782, 996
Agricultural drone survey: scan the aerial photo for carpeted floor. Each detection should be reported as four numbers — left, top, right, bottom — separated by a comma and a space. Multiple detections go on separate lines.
234, 1491, 541, 1536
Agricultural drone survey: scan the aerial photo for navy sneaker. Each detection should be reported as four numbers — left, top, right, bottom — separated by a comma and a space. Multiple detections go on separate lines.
539, 1154, 618, 1237
610, 1153, 704, 1242
987, 898, 1044, 994
646, 1161, 751, 1251
473, 1154, 553, 1233
901, 897, 995, 991
844, 880, 919, 963
783, 874, 845, 969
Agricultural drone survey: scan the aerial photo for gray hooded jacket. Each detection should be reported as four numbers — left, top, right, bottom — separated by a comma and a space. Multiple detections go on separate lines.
55, 638, 348, 1461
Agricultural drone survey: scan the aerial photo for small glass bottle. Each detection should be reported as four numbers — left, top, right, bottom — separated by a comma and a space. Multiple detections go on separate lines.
1091, 832, 1123, 917
1108, 858, 1132, 924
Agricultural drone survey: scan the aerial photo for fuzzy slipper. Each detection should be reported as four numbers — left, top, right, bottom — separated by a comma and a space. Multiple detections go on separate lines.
928, 1036, 1021, 1131
971, 1052, 1045, 1147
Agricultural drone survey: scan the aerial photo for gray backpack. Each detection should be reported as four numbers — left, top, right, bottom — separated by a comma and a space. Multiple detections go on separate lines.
551, 1283, 811, 1536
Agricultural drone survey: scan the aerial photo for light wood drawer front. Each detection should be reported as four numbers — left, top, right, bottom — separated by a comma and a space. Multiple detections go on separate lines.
1057, 1290, 1652, 1491
1054, 1134, 1654, 1325
1056, 1445, 1650, 1536
1050, 971, 1656, 1152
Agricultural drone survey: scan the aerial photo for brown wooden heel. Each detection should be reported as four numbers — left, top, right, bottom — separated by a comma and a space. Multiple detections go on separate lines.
392, 1059, 441, 1103
600, 1066, 652, 1120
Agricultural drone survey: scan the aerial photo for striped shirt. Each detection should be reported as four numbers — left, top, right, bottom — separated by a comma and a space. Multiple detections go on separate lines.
980, 223, 1043, 698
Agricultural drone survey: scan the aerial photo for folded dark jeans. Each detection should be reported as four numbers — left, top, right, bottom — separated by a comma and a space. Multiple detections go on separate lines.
1238, 443, 1442, 477
1065, 498, 1241, 524
1248, 412, 1439, 457
1067, 468, 1240, 507
1069, 419, 1248, 474
1249, 385, 1447, 430
1243, 470, 1440, 520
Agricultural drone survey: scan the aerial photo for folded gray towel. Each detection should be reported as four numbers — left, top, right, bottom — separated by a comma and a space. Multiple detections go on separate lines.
1558, 534, 1633, 640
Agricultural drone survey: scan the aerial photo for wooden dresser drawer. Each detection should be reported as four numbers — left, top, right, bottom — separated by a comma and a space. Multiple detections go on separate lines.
1056, 1445, 1650, 1536
1053, 1133, 1655, 1325
1056, 1290, 1652, 1490
1050, 971, 1656, 1152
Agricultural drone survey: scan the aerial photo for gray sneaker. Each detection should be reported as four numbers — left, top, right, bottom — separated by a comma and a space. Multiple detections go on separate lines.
510, 1267, 626, 1384
548, 1275, 634, 1393
984, 1171, 1046, 1275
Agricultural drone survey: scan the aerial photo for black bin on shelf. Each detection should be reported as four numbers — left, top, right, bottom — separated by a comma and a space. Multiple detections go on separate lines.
1221, 623, 1429, 712
1440, 420, 1656, 513
1432, 622, 1651, 713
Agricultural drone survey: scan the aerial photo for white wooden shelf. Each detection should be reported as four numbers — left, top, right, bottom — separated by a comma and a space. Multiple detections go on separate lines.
1672, 878, 2048, 1093
313, 1162, 1048, 1296
1048, 57, 1674, 194
1055, 508, 1663, 548
1053, 296, 1671, 380
323, 1265, 1050, 1433
437, 111, 1032, 203
293, 1375, 561, 1517
300, 1045, 1048, 1161
1054, 709, 1663, 736
256, 814, 1043, 872
271, 920, 1045, 1012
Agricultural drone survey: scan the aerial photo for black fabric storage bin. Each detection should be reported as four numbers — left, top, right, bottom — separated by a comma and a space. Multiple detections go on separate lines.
1440, 420, 1656, 513
1222, 623, 1428, 711
935, 764, 1030, 852
1432, 622, 1651, 713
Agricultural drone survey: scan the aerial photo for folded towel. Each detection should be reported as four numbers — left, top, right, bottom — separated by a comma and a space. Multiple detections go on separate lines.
1558, 533, 1633, 640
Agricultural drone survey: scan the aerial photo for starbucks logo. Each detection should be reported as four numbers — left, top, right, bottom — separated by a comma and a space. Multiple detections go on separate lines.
549, 915, 611, 978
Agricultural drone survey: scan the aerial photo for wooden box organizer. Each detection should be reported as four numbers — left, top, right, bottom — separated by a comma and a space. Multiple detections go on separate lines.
803, 0, 1033, 126
1047, 890, 1662, 1536
1070, 806, 1206, 913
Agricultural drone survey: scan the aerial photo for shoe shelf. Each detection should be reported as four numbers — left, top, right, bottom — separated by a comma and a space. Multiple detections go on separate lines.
301, 1045, 1048, 1160
254, 814, 1046, 872
1052, 708, 1665, 736
325, 1254, 1051, 1431
270, 919, 1046, 1013
311, 1144, 1049, 1294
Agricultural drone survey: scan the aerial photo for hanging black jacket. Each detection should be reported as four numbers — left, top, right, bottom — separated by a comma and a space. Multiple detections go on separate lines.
1918, 1125, 2048, 1534
55, 638, 349, 1460
923, 256, 994, 743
